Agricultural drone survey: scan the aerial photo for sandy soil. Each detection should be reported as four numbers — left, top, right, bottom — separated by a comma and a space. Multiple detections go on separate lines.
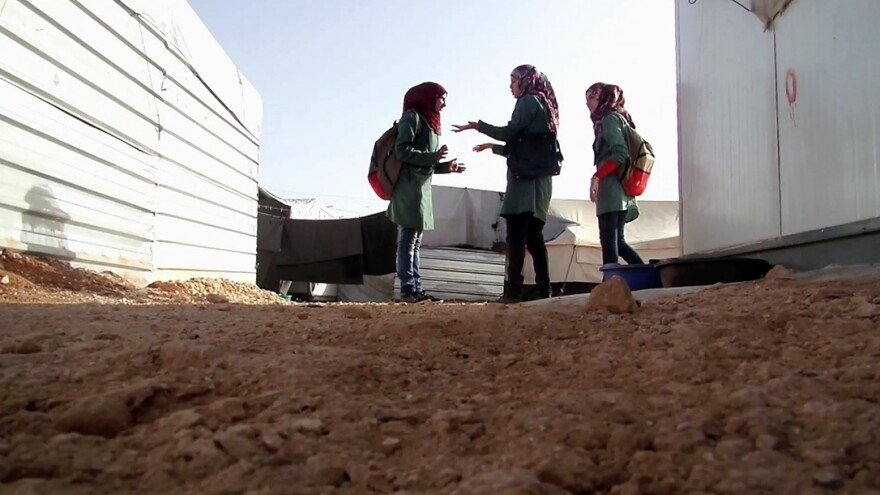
1, 249, 879, 495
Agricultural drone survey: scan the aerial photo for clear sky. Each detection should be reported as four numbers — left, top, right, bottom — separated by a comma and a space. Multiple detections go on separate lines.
187, 0, 679, 218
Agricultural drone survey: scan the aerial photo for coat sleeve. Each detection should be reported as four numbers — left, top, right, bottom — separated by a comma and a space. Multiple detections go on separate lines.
594, 160, 618, 179
600, 114, 629, 168
394, 111, 438, 168
477, 96, 541, 142
434, 161, 452, 174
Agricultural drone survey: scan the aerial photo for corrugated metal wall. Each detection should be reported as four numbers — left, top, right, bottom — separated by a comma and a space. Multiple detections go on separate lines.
676, 0, 880, 254
0, 0, 262, 284
393, 248, 505, 302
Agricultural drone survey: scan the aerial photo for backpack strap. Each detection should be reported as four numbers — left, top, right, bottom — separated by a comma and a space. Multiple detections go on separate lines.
609, 112, 632, 179
406, 110, 421, 136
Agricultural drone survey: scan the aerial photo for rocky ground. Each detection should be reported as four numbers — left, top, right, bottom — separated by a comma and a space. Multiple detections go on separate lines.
1, 250, 879, 495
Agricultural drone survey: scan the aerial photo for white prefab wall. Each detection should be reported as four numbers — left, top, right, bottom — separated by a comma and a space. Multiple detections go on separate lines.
676, 0, 880, 254
774, 0, 880, 235
0, 0, 263, 284
675, 0, 780, 254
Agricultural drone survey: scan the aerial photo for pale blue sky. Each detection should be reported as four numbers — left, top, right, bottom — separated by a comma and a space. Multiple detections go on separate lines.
188, 0, 679, 217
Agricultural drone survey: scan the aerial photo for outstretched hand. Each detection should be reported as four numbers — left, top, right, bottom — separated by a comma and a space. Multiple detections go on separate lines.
447, 159, 466, 173
452, 121, 479, 133
473, 143, 494, 153
435, 144, 449, 162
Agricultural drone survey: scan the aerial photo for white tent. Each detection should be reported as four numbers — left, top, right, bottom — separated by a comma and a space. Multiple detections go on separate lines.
423, 186, 680, 285
282, 185, 679, 302
530, 198, 680, 285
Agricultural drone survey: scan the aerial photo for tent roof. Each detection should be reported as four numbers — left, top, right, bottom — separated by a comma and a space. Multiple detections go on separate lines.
546, 198, 680, 247
425, 185, 679, 250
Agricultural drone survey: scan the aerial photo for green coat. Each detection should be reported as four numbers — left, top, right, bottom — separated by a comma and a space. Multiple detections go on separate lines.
593, 113, 639, 222
478, 95, 553, 223
386, 110, 450, 230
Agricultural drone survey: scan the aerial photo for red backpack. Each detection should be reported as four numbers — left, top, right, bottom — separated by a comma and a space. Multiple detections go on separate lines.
368, 112, 420, 200
616, 113, 655, 197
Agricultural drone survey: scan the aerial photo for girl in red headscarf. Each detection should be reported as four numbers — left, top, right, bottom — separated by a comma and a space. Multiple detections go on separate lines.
586, 82, 644, 266
388, 82, 466, 302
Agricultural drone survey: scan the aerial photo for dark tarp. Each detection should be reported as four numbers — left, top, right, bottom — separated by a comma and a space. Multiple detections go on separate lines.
360, 211, 398, 276
277, 217, 363, 265
257, 211, 397, 290
257, 214, 285, 253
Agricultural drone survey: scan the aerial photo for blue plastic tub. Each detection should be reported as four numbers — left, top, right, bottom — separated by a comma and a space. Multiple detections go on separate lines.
600, 263, 663, 291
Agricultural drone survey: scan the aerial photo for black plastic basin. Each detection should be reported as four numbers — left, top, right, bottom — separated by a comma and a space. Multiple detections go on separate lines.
654, 257, 773, 288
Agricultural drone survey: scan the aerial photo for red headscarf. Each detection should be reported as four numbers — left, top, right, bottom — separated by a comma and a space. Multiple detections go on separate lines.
402, 82, 446, 136
586, 82, 635, 136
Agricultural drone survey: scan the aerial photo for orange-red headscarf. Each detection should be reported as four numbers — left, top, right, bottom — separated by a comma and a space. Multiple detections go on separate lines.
403, 82, 446, 135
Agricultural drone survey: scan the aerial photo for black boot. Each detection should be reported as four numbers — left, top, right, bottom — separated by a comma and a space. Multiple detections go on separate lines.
535, 283, 551, 300
534, 275, 551, 300
532, 244, 551, 300
520, 284, 551, 302
497, 276, 523, 304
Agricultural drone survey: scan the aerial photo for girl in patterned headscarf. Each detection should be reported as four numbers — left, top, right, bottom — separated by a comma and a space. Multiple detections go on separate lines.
452, 65, 562, 303
586, 82, 635, 135
510, 64, 560, 133
586, 82, 644, 266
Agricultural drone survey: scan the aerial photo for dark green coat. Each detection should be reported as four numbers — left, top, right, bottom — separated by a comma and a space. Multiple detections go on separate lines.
386, 110, 451, 230
593, 113, 639, 222
477, 95, 553, 222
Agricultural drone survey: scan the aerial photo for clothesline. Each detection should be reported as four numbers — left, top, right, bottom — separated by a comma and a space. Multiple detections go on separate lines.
259, 205, 291, 212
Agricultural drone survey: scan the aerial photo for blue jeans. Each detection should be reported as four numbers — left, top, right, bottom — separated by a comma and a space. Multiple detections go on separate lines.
598, 211, 644, 265
397, 227, 423, 295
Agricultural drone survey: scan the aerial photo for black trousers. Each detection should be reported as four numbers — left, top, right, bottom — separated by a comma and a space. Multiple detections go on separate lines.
505, 212, 550, 293
597, 211, 644, 265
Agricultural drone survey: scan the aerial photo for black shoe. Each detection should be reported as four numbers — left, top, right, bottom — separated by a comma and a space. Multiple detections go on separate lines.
415, 291, 440, 302
495, 294, 521, 304
533, 289, 552, 301
496, 279, 522, 304
398, 292, 421, 303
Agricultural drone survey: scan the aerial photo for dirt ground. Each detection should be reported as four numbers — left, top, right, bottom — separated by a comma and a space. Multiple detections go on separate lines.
1, 250, 879, 495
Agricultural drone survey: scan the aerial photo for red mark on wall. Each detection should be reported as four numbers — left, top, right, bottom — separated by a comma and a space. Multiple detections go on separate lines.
785, 69, 798, 125
785, 70, 797, 103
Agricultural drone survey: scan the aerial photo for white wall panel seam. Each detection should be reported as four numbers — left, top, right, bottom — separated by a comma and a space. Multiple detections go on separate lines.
68, 0, 260, 152
0, 112, 156, 189
111, 0, 259, 143
0, 33, 158, 154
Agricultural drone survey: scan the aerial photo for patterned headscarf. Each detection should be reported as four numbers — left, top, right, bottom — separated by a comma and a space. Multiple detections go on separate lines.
403, 82, 446, 135
511, 65, 560, 133
586, 82, 635, 136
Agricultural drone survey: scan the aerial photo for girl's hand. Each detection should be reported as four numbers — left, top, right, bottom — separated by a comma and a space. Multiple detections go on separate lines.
590, 176, 599, 202
448, 160, 466, 173
452, 121, 479, 133
473, 143, 494, 152
435, 144, 449, 161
